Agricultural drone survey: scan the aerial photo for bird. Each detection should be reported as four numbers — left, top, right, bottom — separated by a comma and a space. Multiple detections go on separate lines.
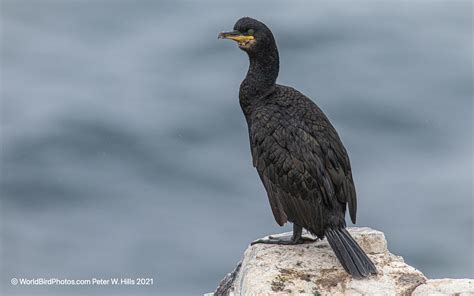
218, 17, 377, 279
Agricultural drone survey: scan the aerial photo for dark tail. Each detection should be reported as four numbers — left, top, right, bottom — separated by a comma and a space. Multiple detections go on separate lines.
325, 228, 377, 279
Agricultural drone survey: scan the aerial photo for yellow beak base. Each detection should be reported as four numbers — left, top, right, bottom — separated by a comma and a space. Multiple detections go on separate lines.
218, 31, 255, 45
225, 35, 254, 43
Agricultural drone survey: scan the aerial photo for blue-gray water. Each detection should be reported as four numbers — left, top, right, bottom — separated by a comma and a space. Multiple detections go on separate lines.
1, 1, 472, 295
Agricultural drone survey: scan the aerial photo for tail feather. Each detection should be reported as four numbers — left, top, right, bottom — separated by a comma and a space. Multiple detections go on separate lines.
325, 229, 361, 275
339, 228, 378, 273
325, 228, 377, 279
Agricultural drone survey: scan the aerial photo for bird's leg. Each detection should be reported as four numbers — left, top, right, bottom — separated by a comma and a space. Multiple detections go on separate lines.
251, 224, 317, 245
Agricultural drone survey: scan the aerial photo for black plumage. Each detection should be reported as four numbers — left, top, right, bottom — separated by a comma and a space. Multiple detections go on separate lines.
219, 17, 377, 278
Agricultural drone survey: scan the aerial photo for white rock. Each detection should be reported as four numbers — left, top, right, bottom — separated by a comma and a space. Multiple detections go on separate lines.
211, 227, 473, 295
412, 279, 474, 296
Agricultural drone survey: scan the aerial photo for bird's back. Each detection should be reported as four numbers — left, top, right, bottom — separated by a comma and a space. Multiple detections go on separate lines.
244, 84, 357, 237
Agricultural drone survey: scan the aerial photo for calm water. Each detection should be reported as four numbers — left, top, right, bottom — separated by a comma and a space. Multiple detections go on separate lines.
1, 1, 473, 295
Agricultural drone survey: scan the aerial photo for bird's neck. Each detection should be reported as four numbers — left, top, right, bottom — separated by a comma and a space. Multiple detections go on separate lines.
239, 48, 279, 114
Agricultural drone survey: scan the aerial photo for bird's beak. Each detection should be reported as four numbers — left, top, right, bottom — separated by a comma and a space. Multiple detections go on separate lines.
218, 30, 254, 44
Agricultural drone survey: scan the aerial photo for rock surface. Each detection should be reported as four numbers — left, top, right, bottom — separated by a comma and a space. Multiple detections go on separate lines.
412, 279, 474, 296
210, 227, 473, 296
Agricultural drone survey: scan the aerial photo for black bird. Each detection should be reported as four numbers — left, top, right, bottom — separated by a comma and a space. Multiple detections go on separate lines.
219, 17, 377, 279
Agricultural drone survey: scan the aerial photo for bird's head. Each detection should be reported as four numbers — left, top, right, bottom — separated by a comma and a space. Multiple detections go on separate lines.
218, 17, 276, 55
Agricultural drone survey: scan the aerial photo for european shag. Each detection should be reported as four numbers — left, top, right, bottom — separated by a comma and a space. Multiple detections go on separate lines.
219, 17, 377, 279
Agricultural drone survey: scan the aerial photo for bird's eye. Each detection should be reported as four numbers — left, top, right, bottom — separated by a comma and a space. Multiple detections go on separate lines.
247, 29, 255, 35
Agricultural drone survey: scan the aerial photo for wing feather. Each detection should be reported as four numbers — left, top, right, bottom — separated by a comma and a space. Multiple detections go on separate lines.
248, 86, 357, 232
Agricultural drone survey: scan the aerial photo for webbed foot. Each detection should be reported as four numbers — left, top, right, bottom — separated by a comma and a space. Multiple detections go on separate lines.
251, 224, 318, 245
